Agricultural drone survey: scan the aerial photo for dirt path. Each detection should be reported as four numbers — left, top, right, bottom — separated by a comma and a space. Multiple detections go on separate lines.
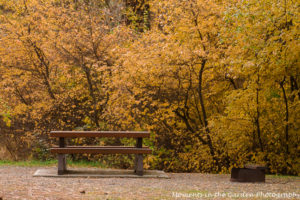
0, 166, 299, 200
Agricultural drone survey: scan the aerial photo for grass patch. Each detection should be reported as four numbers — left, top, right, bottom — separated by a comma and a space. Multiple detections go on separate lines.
266, 174, 300, 179
0, 159, 108, 168
0, 160, 57, 166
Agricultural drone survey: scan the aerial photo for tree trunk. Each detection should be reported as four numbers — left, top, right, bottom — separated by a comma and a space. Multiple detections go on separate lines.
256, 73, 264, 152
280, 79, 289, 154
197, 60, 218, 167
82, 65, 99, 127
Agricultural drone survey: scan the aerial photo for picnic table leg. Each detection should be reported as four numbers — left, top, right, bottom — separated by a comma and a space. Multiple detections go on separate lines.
135, 138, 143, 176
135, 154, 144, 176
58, 154, 67, 175
58, 137, 67, 175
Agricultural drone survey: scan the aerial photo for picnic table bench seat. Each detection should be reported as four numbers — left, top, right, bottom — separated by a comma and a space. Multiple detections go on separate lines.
51, 146, 152, 154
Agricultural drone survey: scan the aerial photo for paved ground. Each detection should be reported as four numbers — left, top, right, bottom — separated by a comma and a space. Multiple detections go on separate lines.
33, 168, 169, 178
0, 166, 299, 200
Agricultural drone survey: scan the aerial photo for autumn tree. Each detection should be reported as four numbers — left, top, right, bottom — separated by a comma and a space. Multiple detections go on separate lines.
0, 0, 131, 159
218, 0, 300, 174
0, 0, 298, 174
108, 0, 229, 172
107, 0, 299, 174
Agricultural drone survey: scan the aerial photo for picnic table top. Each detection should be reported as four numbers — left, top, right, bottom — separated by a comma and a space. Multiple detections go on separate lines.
50, 131, 150, 138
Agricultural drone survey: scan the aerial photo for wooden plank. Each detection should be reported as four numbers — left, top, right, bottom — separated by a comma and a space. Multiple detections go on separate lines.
58, 137, 67, 175
52, 146, 146, 148
51, 146, 151, 150
135, 138, 143, 175
135, 154, 144, 176
58, 154, 67, 175
50, 147, 152, 154
50, 131, 150, 138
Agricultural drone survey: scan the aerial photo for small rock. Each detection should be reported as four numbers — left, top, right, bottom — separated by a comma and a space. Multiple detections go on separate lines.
104, 192, 109, 195
80, 190, 85, 194
0, 197, 3, 200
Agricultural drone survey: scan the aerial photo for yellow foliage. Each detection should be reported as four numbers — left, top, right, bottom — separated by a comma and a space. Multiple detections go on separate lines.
0, 0, 299, 174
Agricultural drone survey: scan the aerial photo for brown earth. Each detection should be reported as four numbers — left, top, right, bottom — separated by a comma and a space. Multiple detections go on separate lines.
0, 166, 299, 200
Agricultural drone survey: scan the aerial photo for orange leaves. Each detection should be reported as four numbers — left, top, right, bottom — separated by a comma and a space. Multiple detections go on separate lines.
0, 0, 299, 174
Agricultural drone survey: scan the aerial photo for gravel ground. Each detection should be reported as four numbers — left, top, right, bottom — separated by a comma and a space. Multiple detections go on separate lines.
0, 166, 299, 200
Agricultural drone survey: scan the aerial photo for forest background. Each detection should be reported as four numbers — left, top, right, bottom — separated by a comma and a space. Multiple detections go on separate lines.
0, 0, 299, 175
